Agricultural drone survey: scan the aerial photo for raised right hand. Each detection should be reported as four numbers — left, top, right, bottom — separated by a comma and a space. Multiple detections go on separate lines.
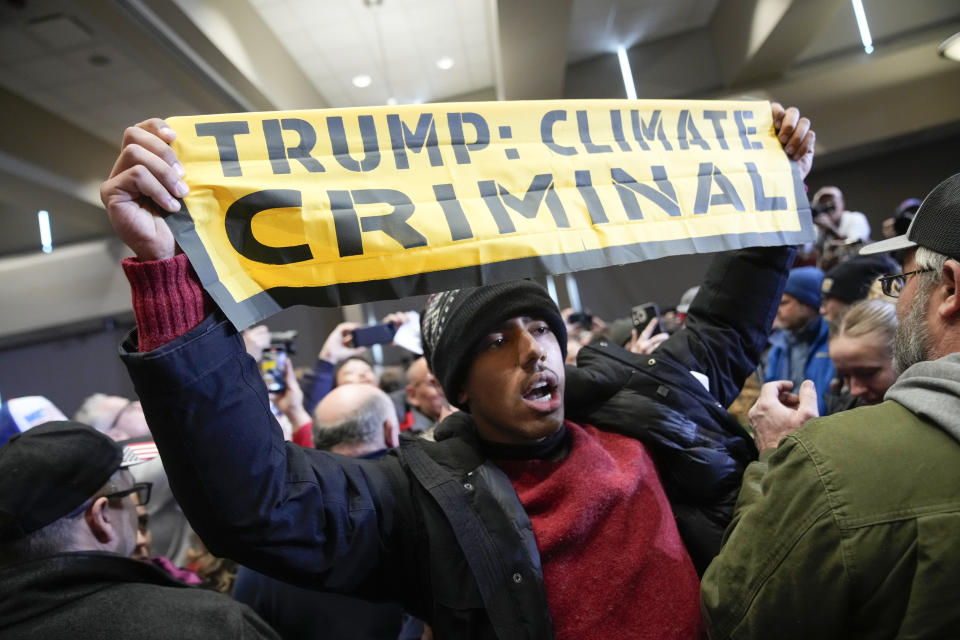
318, 322, 366, 364
99, 118, 188, 261
748, 379, 819, 451
627, 318, 669, 355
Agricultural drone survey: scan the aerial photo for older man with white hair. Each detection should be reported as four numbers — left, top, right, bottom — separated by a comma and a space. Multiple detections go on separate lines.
702, 172, 960, 639
0, 421, 277, 639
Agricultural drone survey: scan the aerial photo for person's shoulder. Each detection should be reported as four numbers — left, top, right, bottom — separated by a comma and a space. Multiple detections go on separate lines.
798, 401, 933, 447
117, 578, 274, 628
843, 210, 869, 221
789, 402, 960, 525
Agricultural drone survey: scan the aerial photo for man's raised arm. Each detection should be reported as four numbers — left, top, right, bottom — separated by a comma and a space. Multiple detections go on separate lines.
656, 103, 814, 407
101, 119, 403, 598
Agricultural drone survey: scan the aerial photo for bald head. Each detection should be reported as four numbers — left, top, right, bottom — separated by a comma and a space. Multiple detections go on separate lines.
313, 384, 399, 457
405, 357, 449, 422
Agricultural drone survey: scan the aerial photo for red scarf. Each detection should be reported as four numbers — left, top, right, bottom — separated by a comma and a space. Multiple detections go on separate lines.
496, 422, 704, 640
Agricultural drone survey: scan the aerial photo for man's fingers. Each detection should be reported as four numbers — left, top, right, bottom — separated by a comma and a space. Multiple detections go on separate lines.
796, 129, 816, 159
759, 380, 794, 400
798, 380, 821, 420
133, 117, 177, 143
783, 117, 810, 157
103, 163, 181, 213
641, 317, 658, 339
648, 333, 669, 350
776, 106, 800, 146
779, 391, 800, 408
110, 141, 187, 206
284, 361, 299, 389
116, 124, 184, 178
770, 102, 785, 129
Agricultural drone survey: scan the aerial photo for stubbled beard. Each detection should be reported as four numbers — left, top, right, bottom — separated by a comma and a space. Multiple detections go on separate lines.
893, 281, 934, 374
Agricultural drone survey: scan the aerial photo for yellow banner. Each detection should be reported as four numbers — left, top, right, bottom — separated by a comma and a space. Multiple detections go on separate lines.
165, 99, 812, 328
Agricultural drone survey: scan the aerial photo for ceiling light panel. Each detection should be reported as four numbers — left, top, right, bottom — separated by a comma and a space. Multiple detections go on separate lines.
249, 0, 494, 107
567, 0, 720, 63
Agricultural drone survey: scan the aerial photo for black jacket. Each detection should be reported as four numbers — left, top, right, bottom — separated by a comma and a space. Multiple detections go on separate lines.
120, 246, 791, 640
0, 552, 278, 640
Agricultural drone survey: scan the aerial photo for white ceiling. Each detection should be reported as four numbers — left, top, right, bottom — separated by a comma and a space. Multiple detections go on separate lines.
0, 0, 959, 258
796, 0, 960, 64
249, 0, 494, 107
0, 7, 199, 145
567, 0, 720, 63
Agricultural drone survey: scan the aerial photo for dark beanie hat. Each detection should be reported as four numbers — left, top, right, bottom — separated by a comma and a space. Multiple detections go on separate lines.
421, 280, 567, 408
822, 256, 891, 304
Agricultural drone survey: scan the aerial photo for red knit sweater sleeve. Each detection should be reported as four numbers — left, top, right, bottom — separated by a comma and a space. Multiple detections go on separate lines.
121, 253, 214, 352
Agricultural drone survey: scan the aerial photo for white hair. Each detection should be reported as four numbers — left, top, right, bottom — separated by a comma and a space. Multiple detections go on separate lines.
892, 247, 951, 373
72, 393, 114, 432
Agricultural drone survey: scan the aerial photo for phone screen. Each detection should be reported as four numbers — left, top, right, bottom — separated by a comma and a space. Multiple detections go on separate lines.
352, 323, 397, 347
631, 302, 661, 335
260, 346, 287, 393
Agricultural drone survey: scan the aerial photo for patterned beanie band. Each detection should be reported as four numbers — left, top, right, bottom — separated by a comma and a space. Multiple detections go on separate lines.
421, 280, 567, 408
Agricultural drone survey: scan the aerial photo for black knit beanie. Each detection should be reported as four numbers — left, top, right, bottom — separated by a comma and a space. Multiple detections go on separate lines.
421, 280, 567, 409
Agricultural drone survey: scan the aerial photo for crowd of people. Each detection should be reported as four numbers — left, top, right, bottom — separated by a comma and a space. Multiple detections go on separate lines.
0, 99, 958, 640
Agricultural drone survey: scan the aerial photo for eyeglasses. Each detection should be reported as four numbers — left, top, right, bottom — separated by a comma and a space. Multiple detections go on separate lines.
877, 269, 934, 298
104, 482, 152, 507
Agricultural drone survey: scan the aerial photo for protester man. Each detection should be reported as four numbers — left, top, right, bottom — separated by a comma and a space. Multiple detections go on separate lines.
233, 383, 421, 640
0, 421, 277, 639
402, 357, 452, 434
702, 172, 960, 639
765, 266, 833, 414
101, 103, 814, 639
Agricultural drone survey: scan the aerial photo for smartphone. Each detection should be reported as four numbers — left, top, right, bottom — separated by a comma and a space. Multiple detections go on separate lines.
352, 322, 397, 348
631, 302, 661, 335
567, 312, 593, 327
260, 346, 288, 393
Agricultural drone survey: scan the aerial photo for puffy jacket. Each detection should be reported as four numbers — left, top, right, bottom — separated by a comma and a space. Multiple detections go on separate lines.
119, 246, 791, 639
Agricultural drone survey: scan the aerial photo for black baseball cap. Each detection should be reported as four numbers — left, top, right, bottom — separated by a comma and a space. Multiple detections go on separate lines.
0, 421, 143, 542
822, 256, 893, 304
861, 173, 960, 262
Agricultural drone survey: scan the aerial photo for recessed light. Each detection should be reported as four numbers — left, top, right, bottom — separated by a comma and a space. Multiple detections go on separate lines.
352, 74, 372, 88
436, 56, 454, 70
38, 210, 53, 254
386, 97, 398, 106
939, 32, 960, 62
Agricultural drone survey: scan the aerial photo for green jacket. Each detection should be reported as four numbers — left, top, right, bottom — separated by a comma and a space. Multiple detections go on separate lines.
701, 400, 960, 639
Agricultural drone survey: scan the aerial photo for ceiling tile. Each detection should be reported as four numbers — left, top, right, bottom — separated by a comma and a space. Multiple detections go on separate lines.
0, 28, 43, 62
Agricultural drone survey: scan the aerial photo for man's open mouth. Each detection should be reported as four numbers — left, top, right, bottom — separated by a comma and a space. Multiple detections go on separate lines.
521, 372, 561, 412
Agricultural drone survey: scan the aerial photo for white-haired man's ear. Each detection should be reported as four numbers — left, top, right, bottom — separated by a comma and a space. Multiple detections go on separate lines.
936, 260, 960, 320
384, 418, 400, 449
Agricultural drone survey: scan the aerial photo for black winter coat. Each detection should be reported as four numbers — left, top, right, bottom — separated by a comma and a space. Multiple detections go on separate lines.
0, 552, 278, 640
